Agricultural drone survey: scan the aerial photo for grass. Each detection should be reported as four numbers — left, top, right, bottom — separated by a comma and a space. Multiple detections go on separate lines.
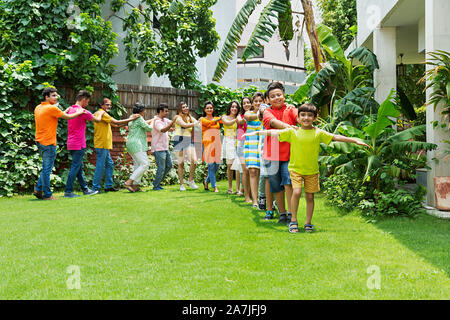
0, 180, 448, 299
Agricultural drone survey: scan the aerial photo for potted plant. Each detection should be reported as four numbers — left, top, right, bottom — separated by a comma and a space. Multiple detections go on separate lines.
419, 50, 450, 210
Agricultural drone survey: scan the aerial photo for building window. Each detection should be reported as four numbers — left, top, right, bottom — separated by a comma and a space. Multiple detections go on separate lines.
237, 46, 264, 59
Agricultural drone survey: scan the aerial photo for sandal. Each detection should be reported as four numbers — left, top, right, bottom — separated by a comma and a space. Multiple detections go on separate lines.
289, 221, 299, 233
236, 191, 243, 196
227, 189, 233, 194
124, 182, 135, 193
304, 224, 315, 232
203, 179, 209, 191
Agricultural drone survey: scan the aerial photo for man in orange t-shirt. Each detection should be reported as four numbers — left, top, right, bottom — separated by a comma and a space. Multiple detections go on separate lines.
262, 82, 298, 224
34, 87, 85, 200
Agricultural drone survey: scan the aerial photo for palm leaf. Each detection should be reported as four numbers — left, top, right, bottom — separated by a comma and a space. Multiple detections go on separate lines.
241, 0, 290, 61
212, 0, 263, 81
387, 124, 427, 143
347, 46, 379, 73
389, 141, 438, 154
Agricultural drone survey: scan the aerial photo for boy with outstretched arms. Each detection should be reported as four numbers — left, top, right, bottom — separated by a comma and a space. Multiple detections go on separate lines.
245, 103, 369, 233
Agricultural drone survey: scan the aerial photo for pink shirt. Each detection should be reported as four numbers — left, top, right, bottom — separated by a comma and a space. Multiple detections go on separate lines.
67, 105, 94, 150
151, 117, 171, 152
237, 121, 247, 141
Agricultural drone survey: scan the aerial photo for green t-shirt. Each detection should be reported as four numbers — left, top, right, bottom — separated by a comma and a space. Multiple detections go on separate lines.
126, 116, 153, 154
278, 127, 334, 175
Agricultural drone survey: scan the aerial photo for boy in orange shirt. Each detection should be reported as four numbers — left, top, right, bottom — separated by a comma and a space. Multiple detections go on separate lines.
34, 87, 86, 200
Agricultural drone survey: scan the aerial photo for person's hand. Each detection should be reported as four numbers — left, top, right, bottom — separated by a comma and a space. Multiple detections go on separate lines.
290, 125, 299, 130
243, 132, 256, 137
356, 140, 370, 148
130, 113, 141, 120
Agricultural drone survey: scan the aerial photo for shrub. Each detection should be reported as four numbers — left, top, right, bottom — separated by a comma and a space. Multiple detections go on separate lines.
323, 172, 373, 213
358, 188, 425, 219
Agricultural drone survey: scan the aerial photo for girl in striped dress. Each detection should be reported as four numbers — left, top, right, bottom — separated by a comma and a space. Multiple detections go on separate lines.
244, 92, 264, 207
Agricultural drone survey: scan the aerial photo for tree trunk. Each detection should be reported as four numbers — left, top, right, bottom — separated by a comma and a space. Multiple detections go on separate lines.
301, 0, 325, 72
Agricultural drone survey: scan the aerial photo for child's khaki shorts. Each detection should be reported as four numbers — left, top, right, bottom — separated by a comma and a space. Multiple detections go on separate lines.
289, 171, 320, 193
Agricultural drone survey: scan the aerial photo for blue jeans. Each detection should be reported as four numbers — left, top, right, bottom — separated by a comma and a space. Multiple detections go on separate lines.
265, 160, 291, 193
206, 163, 220, 188
35, 142, 57, 199
92, 148, 114, 191
153, 150, 173, 188
65, 148, 88, 193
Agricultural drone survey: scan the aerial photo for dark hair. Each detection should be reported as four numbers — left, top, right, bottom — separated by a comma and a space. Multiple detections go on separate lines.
133, 102, 145, 114
101, 98, 111, 106
298, 103, 318, 117
240, 97, 251, 115
263, 90, 269, 100
266, 82, 285, 96
252, 92, 264, 103
75, 90, 91, 102
203, 100, 215, 117
42, 87, 58, 100
226, 101, 240, 116
157, 103, 169, 113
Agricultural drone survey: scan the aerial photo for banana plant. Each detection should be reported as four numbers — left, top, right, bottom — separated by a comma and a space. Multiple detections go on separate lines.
212, 0, 292, 82
293, 24, 379, 114
319, 89, 437, 190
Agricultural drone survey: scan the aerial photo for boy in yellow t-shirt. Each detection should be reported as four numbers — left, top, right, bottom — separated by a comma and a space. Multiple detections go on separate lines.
244, 103, 369, 233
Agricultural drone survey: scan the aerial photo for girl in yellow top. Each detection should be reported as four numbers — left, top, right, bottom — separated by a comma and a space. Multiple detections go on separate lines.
172, 101, 199, 191
221, 101, 240, 194
199, 101, 222, 193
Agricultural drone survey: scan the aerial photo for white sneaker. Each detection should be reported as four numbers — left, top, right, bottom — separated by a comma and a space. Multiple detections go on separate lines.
187, 181, 198, 189
180, 184, 186, 191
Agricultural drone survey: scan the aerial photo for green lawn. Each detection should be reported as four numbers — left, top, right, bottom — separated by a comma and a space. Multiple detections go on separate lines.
0, 180, 448, 299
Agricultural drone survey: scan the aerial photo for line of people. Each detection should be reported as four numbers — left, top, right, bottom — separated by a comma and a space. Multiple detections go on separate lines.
33, 82, 368, 233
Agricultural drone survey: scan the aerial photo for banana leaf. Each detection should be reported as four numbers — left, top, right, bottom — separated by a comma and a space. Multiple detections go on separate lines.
364, 89, 399, 140
316, 24, 350, 70
241, 0, 290, 61
347, 46, 379, 73
212, 0, 263, 81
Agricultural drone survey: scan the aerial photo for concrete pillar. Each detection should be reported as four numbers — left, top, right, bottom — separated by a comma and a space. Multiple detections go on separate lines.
373, 26, 397, 104
425, 0, 450, 207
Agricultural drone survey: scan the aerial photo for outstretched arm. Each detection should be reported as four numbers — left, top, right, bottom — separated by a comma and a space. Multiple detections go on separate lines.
333, 134, 370, 147
243, 129, 284, 138
91, 110, 105, 122
60, 108, 84, 120
221, 115, 237, 126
